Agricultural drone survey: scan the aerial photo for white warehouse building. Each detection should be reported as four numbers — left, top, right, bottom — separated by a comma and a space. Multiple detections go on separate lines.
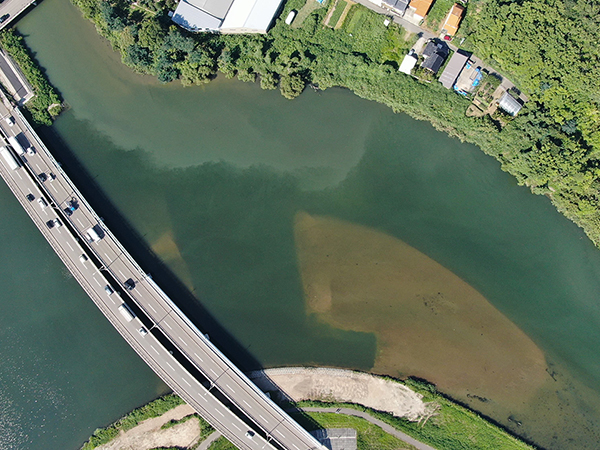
172, 0, 285, 34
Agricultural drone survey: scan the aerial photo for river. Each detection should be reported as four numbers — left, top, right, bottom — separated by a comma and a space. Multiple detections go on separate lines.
1, 0, 600, 448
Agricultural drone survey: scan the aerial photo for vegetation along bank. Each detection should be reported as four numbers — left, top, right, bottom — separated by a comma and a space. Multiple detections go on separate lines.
67, 0, 600, 248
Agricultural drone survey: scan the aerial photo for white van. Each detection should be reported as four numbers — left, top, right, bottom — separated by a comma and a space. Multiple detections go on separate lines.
85, 225, 102, 242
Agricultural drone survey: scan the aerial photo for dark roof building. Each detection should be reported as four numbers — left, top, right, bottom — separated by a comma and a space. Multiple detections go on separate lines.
439, 51, 470, 89
420, 39, 449, 74
498, 91, 523, 116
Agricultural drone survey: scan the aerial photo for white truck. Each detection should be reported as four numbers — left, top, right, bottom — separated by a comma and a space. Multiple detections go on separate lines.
0, 146, 20, 170
85, 225, 103, 242
118, 303, 136, 322
8, 135, 25, 157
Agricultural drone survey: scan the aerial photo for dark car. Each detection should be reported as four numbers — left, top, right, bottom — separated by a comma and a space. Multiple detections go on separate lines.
38, 172, 47, 182
124, 278, 136, 290
46, 220, 55, 229
26, 193, 35, 202
0, 14, 10, 24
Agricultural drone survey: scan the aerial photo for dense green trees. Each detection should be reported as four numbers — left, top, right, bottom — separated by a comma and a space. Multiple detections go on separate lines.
66, 0, 600, 246
0, 30, 62, 126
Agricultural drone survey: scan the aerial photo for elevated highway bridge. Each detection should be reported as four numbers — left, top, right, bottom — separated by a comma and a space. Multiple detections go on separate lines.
0, 97, 325, 450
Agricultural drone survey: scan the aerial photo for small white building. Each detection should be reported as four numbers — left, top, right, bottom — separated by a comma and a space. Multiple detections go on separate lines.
172, 0, 284, 34
399, 52, 418, 75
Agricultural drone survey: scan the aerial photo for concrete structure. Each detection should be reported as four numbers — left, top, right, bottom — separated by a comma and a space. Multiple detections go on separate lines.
498, 91, 523, 116
0, 92, 325, 450
172, 0, 284, 34
439, 50, 469, 89
399, 52, 418, 75
441, 3, 464, 37
310, 429, 357, 450
0, 0, 37, 31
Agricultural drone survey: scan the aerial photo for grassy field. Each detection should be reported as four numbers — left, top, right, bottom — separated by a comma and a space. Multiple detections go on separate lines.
292, 0, 327, 28
327, 0, 347, 28
207, 411, 418, 450
342, 4, 412, 64
424, 0, 455, 31
297, 379, 536, 450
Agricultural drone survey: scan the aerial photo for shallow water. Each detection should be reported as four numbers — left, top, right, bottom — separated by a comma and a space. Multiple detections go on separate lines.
3, 0, 600, 448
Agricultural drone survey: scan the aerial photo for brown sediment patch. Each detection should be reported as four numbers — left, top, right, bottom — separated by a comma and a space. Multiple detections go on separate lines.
294, 212, 548, 404
151, 230, 194, 291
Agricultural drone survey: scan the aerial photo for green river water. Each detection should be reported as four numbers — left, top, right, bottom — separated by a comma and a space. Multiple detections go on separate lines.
1, 0, 600, 448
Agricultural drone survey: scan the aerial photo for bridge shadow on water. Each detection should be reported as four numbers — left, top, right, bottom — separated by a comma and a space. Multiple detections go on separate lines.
37, 125, 265, 373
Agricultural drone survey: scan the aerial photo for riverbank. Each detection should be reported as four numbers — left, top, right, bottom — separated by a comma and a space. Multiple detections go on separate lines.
68, 0, 600, 249
81, 368, 535, 450
0, 29, 62, 125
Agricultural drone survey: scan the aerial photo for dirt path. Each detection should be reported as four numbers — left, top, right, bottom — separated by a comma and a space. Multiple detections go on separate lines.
95, 404, 201, 450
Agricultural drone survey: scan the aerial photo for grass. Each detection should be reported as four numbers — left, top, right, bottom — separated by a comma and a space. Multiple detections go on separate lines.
342, 4, 412, 63
292, 0, 326, 28
425, 0, 455, 31
327, 0, 347, 28
295, 379, 536, 450
81, 394, 187, 449
207, 412, 418, 450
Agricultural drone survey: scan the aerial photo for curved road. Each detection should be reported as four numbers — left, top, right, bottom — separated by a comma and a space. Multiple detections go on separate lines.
0, 96, 325, 450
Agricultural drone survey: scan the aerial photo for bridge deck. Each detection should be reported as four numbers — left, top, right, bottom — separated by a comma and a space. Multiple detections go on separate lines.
0, 93, 324, 450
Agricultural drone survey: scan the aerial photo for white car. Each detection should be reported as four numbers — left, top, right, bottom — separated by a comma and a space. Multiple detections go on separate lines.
79, 254, 88, 263
4, 116, 14, 127
37, 197, 48, 209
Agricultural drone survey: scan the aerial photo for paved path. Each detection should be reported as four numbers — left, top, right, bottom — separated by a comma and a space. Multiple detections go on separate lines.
197, 431, 222, 450
298, 407, 437, 450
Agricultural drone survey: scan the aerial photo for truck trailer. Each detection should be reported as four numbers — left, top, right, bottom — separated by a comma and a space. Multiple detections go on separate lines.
0, 146, 20, 170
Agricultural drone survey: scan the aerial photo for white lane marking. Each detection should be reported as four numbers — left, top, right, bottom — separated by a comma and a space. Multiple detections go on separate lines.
51, 184, 57, 193
43, 209, 48, 216
215, 409, 224, 417
103, 252, 110, 260
92, 277, 100, 286
77, 218, 83, 227
108, 296, 116, 305
292, 444, 300, 450
166, 362, 175, 371
182, 378, 191, 387
178, 336, 188, 346
242, 400, 252, 409
56, 227, 62, 234
163, 321, 172, 330
210, 368, 218, 376
150, 345, 159, 355
66, 241, 74, 251
147, 303, 157, 313
200, 395, 207, 402
275, 430, 285, 438
35, 164, 41, 171
259, 414, 268, 423
15, 171, 22, 180
226, 384, 235, 394
118, 270, 125, 278
231, 423, 241, 431
194, 352, 204, 362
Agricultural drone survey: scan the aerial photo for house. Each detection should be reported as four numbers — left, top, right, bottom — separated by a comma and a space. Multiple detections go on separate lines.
408, 0, 434, 22
439, 50, 469, 89
441, 3, 465, 37
420, 39, 449, 74
172, 0, 284, 34
498, 91, 523, 116
399, 51, 418, 74
382, 0, 411, 15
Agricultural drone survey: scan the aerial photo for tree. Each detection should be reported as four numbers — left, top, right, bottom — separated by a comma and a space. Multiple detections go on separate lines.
279, 73, 305, 99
